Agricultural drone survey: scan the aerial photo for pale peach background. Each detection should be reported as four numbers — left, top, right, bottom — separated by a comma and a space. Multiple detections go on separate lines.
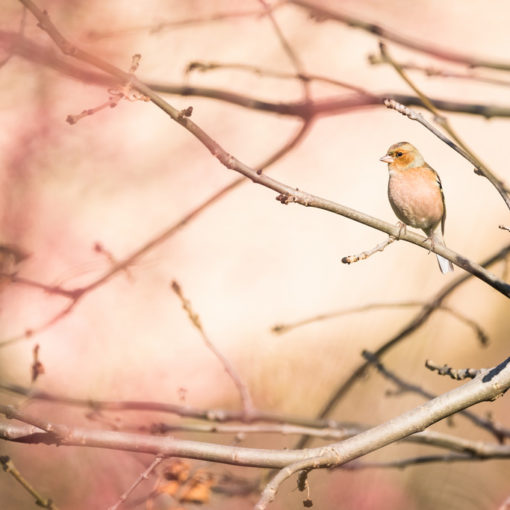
1, 1, 510, 509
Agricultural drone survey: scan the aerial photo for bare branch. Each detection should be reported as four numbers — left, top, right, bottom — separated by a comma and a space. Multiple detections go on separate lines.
171, 281, 255, 418
257, 0, 311, 102
369, 55, 510, 88
185, 60, 370, 94
425, 360, 481, 381
256, 356, 510, 508
296, 243, 510, 449
380, 43, 510, 209
107, 456, 163, 510
86, 2, 287, 40
341, 236, 396, 264
273, 300, 488, 346
3, 30, 510, 119
363, 351, 507, 439
17, 0, 509, 295
0, 455, 58, 509
290, 0, 510, 71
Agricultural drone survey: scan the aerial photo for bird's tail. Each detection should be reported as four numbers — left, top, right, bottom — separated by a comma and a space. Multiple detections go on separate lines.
430, 231, 454, 274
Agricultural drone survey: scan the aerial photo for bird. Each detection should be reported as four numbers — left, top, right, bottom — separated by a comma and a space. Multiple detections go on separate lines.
379, 141, 454, 274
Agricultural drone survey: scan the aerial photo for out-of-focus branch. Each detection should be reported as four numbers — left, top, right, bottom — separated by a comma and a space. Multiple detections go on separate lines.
107, 456, 163, 510
0, 381, 353, 429
343, 452, 496, 470
3, 31, 510, 119
257, 0, 311, 101
0, 455, 58, 509
15, 1, 510, 297
0, 300, 78, 349
0, 97, 311, 348
380, 43, 510, 209
363, 351, 509, 440
369, 55, 510, 88
6, 380, 510, 448
3, 358, 510, 473
425, 360, 482, 381
273, 300, 488, 346
171, 280, 255, 418
185, 60, 370, 94
296, 243, 510, 449
85, 1, 287, 40
290, 0, 510, 71
255, 356, 510, 508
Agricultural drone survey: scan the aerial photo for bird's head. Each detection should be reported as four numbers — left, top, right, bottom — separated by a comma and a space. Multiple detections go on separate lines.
380, 141, 424, 170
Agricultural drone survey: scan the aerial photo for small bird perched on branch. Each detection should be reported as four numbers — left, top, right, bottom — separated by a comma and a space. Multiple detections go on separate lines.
380, 141, 454, 274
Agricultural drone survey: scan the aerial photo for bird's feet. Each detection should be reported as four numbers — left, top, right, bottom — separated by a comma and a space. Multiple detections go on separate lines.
423, 235, 436, 254
395, 221, 407, 239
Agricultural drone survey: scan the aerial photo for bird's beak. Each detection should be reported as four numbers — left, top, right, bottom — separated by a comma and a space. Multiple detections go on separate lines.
379, 154, 394, 163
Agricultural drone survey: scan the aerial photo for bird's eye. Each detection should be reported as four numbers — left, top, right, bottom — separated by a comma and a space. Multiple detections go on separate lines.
396, 151, 403, 157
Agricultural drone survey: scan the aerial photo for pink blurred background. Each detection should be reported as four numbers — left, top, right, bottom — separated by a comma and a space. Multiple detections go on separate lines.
1, 0, 510, 508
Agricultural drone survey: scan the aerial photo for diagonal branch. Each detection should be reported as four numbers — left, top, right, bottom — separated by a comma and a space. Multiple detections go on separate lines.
379, 42, 510, 209
16, 0, 510, 297
256, 356, 510, 509
171, 281, 255, 418
295, 243, 510, 449
290, 0, 510, 71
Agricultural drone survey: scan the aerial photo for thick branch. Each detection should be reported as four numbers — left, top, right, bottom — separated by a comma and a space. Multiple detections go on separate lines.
255, 357, 510, 509
3, 359, 510, 472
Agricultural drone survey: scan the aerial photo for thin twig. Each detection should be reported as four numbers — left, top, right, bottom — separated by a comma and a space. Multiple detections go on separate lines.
257, 0, 312, 102
185, 60, 370, 95
425, 360, 481, 381
362, 351, 505, 439
295, 243, 510, 449
17, 0, 510, 295
0, 120, 311, 348
341, 236, 396, 264
107, 456, 164, 510
290, 0, 510, 71
86, 2, 287, 39
0, 455, 58, 509
0, 299, 80, 349
369, 55, 510, 88
171, 281, 255, 418
255, 356, 510, 509
4, 30, 510, 119
342, 453, 486, 470
273, 300, 488, 346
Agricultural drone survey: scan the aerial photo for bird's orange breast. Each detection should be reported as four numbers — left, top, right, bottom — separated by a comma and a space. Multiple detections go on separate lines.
387, 167, 444, 233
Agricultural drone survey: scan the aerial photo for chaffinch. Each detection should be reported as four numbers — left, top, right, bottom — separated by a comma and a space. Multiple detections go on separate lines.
380, 141, 454, 274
